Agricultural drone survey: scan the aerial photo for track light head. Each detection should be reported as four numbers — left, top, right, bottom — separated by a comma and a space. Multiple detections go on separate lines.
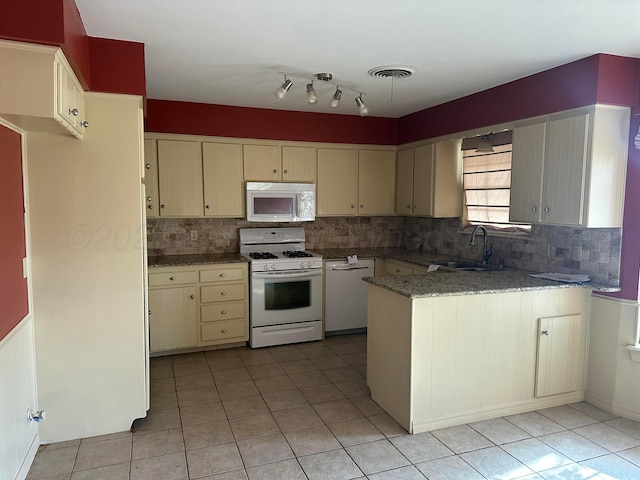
306, 83, 317, 104
329, 88, 342, 108
355, 95, 368, 116
274, 78, 293, 100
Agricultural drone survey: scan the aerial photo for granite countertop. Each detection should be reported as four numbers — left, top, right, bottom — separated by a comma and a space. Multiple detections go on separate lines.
148, 253, 247, 268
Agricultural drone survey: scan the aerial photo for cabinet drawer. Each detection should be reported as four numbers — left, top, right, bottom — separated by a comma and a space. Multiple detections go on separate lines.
201, 301, 245, 322
200, 283, 245, 303
201, 318, 246, 342
149, 270, 197, 286
200, 266, 245, 283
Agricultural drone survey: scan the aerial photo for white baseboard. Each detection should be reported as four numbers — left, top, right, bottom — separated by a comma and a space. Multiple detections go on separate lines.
14, 434, 39, 480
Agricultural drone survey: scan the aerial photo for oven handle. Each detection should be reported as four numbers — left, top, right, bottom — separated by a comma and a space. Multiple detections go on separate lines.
252, 269, 323, 279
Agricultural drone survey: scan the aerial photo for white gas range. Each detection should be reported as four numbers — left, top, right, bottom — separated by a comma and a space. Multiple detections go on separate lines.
239, 227, 323, 348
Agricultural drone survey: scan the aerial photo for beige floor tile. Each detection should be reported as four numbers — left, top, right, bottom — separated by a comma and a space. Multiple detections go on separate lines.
389, 432, 452, 463
70, 462, 130, 480
606, 417, 640, 439
130, 451, 188, 480
504, 411, 566, 437
135, 407, 181, 433
268, 346, 307, 362
229, 413, 280, 441
353, 364, 367, 377
431, 424, 494, 454
237, 350, 276, 367
173, 361, 212, 377
501, 438, 572, 472
329, 343, 364, 356
300, 384, 346, 404
74, 436, 132, 471
461, 446, 533, 479
246, 363, 286, 380
313, 399, 363, 424
416, 455, 484, 480
537, 405, 599, 429
27, 445, 78, 478
334, 380, 370, 398
222, 395, 269, 419
236, 433, 294, 467
183, 420, 234, 450
180, 401, 227, 426
132, 428, 184, 460
262, 389, 309, 411
81, 431, 132, 445
279, 359, 318, 375
175, 373, 215, 391
177, 386, 220, 407
253, 375, 297, 394
284, 425, 341, 456
538, 431, 609, 462
322, 366, 363, 383
198, 470, 248, 480
150, 376, 176, 394
328, 417, 386, 447
213, 367, 252, 385
311, 355, 349, 370
288, 370, 331, 388
246, 459, 306, 480
350, 396, 385, 417
298, 448, 363, 480
150, 390, 178, 411
568, 402, 618, 421
186, 443, 244, 478
217, 380, 259, 400
347, 439, 410, 475
367, 414, 408, 437
574, 422, 640, 451
171, 352, 206, 365
40, 439, 81, 450
367, 465, 426, 480
272, 405, 325, 432
150, 364, 174, 380
150, 356, 173, 367
339, 352, 367, 366
468, 417, 531, 445
301, 345, 336, 359
205, 348, 241, 361
207, 356, 245, 372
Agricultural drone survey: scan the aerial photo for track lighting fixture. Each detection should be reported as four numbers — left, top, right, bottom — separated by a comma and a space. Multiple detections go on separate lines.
476, 134, 495, 153
274, 78, 293, 100
274, 71, 369, 116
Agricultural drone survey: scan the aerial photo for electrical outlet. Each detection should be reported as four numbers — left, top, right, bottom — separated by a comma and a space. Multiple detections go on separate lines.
190, 230, 198, 241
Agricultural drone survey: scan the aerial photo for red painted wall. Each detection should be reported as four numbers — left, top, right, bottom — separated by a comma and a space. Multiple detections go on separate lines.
146, 100, 398, 145
61, 0, 91, 89
0, 125, 28, 341
88, 37, 146, 97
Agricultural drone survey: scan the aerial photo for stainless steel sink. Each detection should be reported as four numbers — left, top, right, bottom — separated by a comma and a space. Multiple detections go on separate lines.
438, 261, 502, 272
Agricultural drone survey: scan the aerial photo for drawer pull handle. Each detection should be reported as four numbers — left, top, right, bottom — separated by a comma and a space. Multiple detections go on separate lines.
190, 295, 195, 299
221, 310, 227, 315
221, 329, 227, 334
221, 291, 227, 296
169, 276, 176, 280
542, 330, 549, 336
219, 273, 225, 277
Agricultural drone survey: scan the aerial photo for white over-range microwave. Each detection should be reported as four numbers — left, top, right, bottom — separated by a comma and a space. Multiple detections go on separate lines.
246, 182, 315, 222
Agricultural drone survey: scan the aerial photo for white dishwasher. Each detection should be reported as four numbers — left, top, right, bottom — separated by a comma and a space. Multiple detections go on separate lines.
324, 258, 375, 334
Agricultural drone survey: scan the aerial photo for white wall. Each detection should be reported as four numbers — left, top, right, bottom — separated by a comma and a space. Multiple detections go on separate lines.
0, 315, 39, 480
586, 295, 640, 420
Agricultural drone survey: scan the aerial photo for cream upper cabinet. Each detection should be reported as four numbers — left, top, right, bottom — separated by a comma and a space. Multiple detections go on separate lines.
510, 106, 629, 227
243, 144, 281, 181
143, 139, 160, 217
281, 146, 316, 182
358, 150, 396, 215
56, 57, 86, 137
317, 148, 358, 215
395, 140, 462, 218
535, 314, 582, 397
202, 142, 244, 217
157, 140, 204, 217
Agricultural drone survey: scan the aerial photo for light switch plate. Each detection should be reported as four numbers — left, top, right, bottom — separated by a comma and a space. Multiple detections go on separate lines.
190, 230, 198, 241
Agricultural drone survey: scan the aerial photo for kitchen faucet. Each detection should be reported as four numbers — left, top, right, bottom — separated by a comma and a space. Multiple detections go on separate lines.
469, 225, 492, 264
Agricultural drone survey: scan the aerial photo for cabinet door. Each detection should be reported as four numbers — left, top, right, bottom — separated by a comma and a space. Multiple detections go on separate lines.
143, 139, 159, 217
395, 149, 414, 215
316, 148, 357, 215
510, 123, 545, 223
432, 139, 462, 218
157, 140, 204, 217
148, 286, 197, 352
535, 314, 581, 397
358, 150, 396, 215
56, 58, 85, 138
543, 114, 589, 225
413, 144, 435, 216
202, 142, 244, 217
282, 146, 316, 182
243, 144, 280, 181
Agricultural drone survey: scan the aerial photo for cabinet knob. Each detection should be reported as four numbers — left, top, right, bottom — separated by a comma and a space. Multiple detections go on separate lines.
221, 310, 227, 315
543, 207, 551, 213
148, 310, 152, 315
190, 295, 195, 299
541, 330, 549, 336
221, 329, 227, 334
283, 169, 288, 174
273, 169, 278, 174
532, 207, 538, 212
406, 204, 411, 208
169, 276, 176, 280
147, 205, 153, 209
360, 204, 364, 209
161, 204, 166, 209
147, 196, 152, 201
221, 291, 227, 296
145, 163, 151, 170
412, 204, 416, 208
351, 205, 355, 209
205, 204, 211, 209
80, 120, 89, 128
69, 108, 79, 116
219, 273, 225, 277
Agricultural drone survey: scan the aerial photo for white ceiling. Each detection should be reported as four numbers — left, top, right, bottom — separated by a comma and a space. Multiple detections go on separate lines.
75, 0, 640, 119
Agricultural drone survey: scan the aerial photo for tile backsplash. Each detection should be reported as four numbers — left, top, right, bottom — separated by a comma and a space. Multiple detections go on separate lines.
147, 216, 620, 286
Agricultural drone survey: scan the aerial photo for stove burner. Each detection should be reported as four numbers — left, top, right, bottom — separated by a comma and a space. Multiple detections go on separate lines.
283, 250, 313, 258
249, 252, 279, 260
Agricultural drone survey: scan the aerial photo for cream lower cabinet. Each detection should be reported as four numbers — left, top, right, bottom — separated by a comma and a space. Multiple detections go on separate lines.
510, 105, 629, 227
380, 258, 429, 275
396, 140, 462, 218
149, 263, 249, 354
367, 285, 589, 433
148, 269, 198, 353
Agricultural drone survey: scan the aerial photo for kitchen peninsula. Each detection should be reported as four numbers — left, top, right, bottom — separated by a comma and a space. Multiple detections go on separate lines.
363, 265, 617, 434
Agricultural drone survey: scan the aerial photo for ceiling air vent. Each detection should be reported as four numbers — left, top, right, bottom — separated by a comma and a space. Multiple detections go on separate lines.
368, 66, 416, 79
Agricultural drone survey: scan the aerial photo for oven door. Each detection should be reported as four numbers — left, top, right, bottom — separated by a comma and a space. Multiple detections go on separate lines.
251, 269, 322, 327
